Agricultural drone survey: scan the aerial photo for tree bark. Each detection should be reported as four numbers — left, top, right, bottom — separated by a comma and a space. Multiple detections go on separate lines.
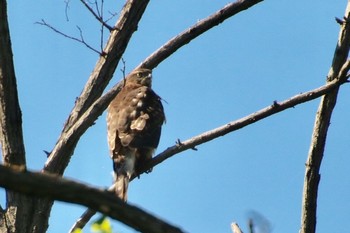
28, 1, 151, 232
300, 2, 350, 233
0, 1, 34, 232
0, 165, 185, 233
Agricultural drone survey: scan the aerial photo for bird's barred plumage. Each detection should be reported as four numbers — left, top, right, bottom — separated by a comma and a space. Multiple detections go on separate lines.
107, 68, 165, 201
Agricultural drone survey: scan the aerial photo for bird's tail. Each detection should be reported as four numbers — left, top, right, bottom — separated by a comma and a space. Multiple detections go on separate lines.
113, 155, 135, 202
114, 173, 129, 202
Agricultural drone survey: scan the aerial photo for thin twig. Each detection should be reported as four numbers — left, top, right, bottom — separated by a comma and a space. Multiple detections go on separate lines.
121, 57, 126, 78
64, 0, 71, 21
99, 0, 105, 51
79, 0, 114, 31
36, 19, 101, 55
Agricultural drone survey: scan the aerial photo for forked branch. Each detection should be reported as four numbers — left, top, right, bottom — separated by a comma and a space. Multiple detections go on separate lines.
30, 1, 151, 231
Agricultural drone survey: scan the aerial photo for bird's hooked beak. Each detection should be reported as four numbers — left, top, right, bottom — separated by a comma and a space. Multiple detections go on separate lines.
142, 72, 152, 86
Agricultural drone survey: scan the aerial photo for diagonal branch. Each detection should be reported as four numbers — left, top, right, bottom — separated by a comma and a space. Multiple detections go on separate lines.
138, 0, 264, 69
0, 165, 184, 233
45, 0, 150, 174
45, 0, 265, 181
300, 2, 350, 233
30, 1, 151, 232
70, 71, 349, 230
137, 72, 350, 177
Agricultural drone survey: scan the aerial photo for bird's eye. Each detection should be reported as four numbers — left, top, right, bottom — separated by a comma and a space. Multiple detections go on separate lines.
137, 73, 142, 77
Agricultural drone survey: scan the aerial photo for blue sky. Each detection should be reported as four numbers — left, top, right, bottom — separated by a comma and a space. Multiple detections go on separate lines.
3, 1, 350, 232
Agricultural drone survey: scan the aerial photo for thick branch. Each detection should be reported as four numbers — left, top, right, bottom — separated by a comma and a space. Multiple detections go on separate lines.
46, 0, 150, 174
0, 0, 26, 169
300, 3, 350, 233
46, 0, 264, 178
138, 0, 263, 69
31, 1, 151, 232
47, 0, 264, 177
0, 1, 34, 232
0, 165, 184, 233
71, 72, 349, 230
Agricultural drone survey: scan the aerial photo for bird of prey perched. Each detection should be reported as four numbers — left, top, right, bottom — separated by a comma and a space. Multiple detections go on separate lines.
107, 68, 165, 201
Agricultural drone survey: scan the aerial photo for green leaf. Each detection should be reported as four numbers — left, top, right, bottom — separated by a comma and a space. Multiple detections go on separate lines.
91, 215, 113, 233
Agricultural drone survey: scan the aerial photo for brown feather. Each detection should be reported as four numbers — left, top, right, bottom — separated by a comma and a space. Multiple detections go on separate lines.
106, 68, 165, 201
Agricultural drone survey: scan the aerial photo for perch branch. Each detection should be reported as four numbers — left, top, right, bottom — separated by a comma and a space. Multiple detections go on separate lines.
300, 2, 350, 233
46, 0, 264, 176
139, 74, 349, 177
0, 165, 184, 233
70, 70, 349, 230
138, 0, 264, 69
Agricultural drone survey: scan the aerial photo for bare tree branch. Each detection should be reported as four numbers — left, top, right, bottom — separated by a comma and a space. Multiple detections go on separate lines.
300, 3, 350, 233
45, 0, 264, 183
58, 0, 150, 138
29, 1, 151, 232
0, 0, 26, 172
80, 0, 115, 31
49, 0, 264, 179
69, 209, 97, 232
0, 165, 184, 233
138, 0, 264, 69
70, 71, 349, 230
0, 1, 35, 231
139, 75, 349, 177
36, 19, 102, 55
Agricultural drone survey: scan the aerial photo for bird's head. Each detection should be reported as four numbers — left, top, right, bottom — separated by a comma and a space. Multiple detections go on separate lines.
126, 68, 152, 87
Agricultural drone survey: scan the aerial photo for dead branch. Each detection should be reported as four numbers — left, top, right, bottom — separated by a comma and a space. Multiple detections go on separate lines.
69, 209, 97, 232
36, 19, 101, 55
300, 2, 350, 233
0, 1, 34, 231
29, 1, 151, 231
138, 0, 264, 69
0, 165, 184, 233
44, 0, 264, 182
69, 72, 349, 230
